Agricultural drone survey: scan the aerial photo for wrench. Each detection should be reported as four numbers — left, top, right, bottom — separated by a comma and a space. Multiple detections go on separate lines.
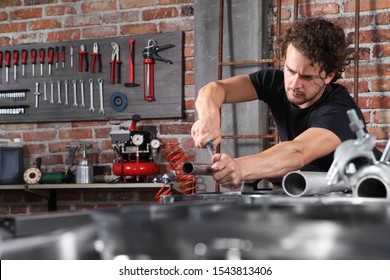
43, 81, 47, 101
57, 80, 62, 105
33, 82, 41, 108
72, 80, 78, 107
88, 78, 95, 113
64, 80, 69, 106
80, 79, 85, 109
50, 81, 54, 104
98, 78, 105, 116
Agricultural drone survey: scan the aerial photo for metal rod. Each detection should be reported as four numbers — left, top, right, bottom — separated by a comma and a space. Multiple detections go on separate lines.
182, 162, 213, 176
353, 0, 360, 103
293, 0, 299, 21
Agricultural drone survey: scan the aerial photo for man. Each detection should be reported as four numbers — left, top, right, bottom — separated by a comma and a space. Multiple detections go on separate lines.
191, 17, 380, 189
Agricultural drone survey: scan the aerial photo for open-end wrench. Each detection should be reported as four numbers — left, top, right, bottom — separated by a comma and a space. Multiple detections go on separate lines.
49, 81, 54, 104
43, 81, 47, 101
72, 80, 78, 107
98, 78, 105, 116
33, 82, 41, 108
88, 78, 95, 113
80, 79, 85, 109
57, 80, 62, 105
64, 80, 69, 106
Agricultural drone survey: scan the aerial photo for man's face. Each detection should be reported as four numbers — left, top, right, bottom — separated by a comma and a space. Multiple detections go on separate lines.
284, 44, 334, 108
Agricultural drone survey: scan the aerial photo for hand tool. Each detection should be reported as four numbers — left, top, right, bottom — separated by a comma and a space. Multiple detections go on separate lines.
57, 80, 62, 105
142, 39, 174, 101
109, 42, 121, 84
55, 46, 59, 69
33, 82, 41, 108
0, 105, 29, 115
109, 92, 127, 112
5, 50, 11, 83
98, 78, 105, 115
124, 38, 140, 88
13, 50, 19, 82
39, 48, 45, 77
31, 48, 37, 77
90, 42, 101, 73
49, 81, 54, 104
21, 49, 27, 78
72, 80, 78, 107
205, 140, 214, 159
0, 89, 29, 100
61, 46, 65, 69
64, 80, 69, 106
43, 81, 47, 101
88, 78, 95, 113
47, 47, 54, 76
0, 51, 3, 84
80, 79, 85, 109
70, 45, 74, 68
79, 44, 88, 72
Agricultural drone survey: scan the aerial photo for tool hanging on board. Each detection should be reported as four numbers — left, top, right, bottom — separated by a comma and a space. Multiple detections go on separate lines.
61, 46, 66, 69
21, 49, 27, 78
5, 50, 11, 83
70, 45, 74, 68
90, 42, 102, 73
79, 44, 88, 72
0, 51, 3, 84
55, 46, 59, 69
13, 50, 19, 82
47, 47, 54, 76
39, 48, 45, 77
124, 38, 140, 88
142, 39, 175, 101
31, 48, 37, 77
110, 42, 121, 84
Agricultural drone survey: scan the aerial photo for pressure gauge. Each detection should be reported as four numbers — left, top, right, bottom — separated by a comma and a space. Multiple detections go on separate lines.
132, 134, 144, 146
151, 139, 160, 149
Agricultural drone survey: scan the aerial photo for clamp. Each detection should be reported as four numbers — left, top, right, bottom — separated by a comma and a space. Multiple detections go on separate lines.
90, 42, 102, 73
110, 42, 121, 84
78, 44, 88, 72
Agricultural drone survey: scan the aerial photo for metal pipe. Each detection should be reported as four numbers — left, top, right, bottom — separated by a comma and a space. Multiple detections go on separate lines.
282, 171, 350, 197
182, 162, 213, 176
354, 164, 390, 198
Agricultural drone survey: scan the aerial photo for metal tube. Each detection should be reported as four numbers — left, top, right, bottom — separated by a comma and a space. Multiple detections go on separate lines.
282, 171, 350, 198
182, 162, 212, 176
353, 164, 390, 198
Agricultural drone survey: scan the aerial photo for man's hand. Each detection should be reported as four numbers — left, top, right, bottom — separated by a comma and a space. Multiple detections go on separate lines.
211, 153, 242, 188
191, 119, 221, 149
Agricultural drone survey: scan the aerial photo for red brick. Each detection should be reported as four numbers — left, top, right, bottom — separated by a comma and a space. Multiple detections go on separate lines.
337, 80, 369, 94
349, 29, 390, 44
25, 192, 46, 202
10, 8, 42, 20
300, 3, 339, 17
83, 191, 109, 201
29, 205, 49, 213
75, 204, 95, 211
371, 79, 390, 92
81, 0, 117, 13
0, 22, 27, 34
184, 45, 194, 57
23, 130, 57, 141
180, 5, 194, 17
160, 123, 192, 134
344, 0, 390, 12
2, 191, 24, 203
184, 72, 194, 85
160, 19, 193, 32
11, 206, 28, 214
37, 122, 70, 129
373, 111, 390, 124
49, 141, 73, 153
110, 190, 138, 201
0, 11, 8, 21
45, 5, 77, 16
65, 15, 101, 27
142, 7, 179, 21
0, 0, 22, 8
12, 33, 45, 45
25, 0, 56, 4
0, 36, 11, 46
358, 96, 390, 109
120, 23, 158, 35
0, 206, 9, 215
367, 126, 390, 140
119, 0, 158, 9
185, 58, 194, 71
47, 29, 81, 42
373, 45, 390, 58
82, 26, 118, 39
24, 143, 46, 155
345, 64, 390, 78
31, 19, 62, 30
39, 154, 64, 165
95, 128, 111, 139
160, 0, 193, 4
59, 128, 93, 140
375, 11, 390, 26
57, 191, 82, 201
102, 11, 139, 24
184, 99, 194, 110
71, 120, 107, 127
182, 137, 194, 149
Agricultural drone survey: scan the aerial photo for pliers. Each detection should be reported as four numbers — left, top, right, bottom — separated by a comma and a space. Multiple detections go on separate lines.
90, 42, 101, 73
78, 44, 88, 72
109, 42, 121, 84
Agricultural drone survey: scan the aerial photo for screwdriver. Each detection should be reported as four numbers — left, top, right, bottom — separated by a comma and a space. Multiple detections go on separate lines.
13, 50, 19, 82
31, 48, 37, 77
48, 47, 54, 76
21, 49, 28, 78
5, 50, 11, 83
61, 46, 65, 69
39, 48, 45, 76
0, 51, 3, 84
205, 140, 214, 160
55, 46, 59, 69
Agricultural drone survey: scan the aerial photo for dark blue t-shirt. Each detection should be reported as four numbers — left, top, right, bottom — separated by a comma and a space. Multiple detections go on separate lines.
249, 69, 378, 171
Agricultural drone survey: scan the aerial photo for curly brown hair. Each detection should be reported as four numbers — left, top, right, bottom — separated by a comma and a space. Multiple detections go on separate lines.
275, 17, 349, 81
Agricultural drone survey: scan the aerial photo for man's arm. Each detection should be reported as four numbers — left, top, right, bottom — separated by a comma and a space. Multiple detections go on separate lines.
192, 75, 258, 148
211, 127, 341, 188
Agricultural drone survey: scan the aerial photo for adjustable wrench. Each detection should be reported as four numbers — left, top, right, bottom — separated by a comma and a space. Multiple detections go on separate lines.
80, 79, 85, 109
72, 80, 78, 107
49, 81, 54, 104
88, 78, 95, 113
98, 78, 105, 116
57, 80, 62, 105
64, 80, 69, 106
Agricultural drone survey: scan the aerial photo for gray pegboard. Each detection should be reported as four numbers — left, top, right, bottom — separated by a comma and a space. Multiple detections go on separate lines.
0, 31, 183, 123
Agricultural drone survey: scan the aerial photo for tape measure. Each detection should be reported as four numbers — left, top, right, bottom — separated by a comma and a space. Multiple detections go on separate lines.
23, 167, 42, 184
109, 92, 127, 112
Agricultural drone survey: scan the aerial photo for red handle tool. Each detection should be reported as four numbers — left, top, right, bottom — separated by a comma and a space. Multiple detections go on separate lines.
109, 42, 121, 84
31, 48, 37, 77
55, 46, 59, 69
143, 58, 154, 101
0, 51, 3, 83
124, 38, 140, 88
78, 44, 88, 72
5, 50, 11, 83
48, 47, 54, 75
90, 42, 101, 73
13, 50, 19, 81
61, 46, 65, 69
21, 49, 28, 77
39, 48, 45, 76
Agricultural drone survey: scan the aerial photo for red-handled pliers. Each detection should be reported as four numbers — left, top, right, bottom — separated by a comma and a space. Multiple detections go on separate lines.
109, 42, 121, 84
90, 42, 101, 73
78, 44, 88, 72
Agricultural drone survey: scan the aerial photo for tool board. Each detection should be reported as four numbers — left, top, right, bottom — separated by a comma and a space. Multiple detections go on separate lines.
0, 31, 183, 123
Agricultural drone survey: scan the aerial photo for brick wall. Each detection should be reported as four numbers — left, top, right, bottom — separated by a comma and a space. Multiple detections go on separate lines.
1, 0, 389, 214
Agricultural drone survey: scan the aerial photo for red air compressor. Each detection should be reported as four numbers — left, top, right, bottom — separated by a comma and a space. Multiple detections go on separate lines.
110, 115, 160, 182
